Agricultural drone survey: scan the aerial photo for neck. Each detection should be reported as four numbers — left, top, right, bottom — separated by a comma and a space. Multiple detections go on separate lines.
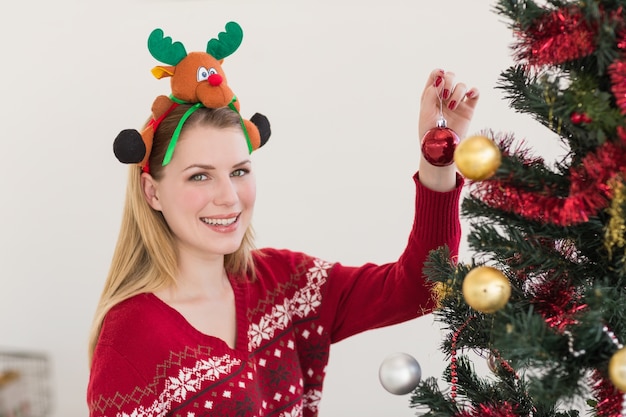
164, 249, 230, 302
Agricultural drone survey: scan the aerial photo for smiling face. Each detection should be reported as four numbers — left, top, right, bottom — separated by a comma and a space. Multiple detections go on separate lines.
142, 123, 256, 260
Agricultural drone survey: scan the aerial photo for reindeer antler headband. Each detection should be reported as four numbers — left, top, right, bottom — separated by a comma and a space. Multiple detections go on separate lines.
113, 22, 271, 172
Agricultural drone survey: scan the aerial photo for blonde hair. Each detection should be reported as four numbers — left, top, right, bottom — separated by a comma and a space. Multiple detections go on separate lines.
88, 106, 256, 364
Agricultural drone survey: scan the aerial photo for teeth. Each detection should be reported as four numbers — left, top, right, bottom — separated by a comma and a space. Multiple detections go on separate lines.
201, 217, 237, 226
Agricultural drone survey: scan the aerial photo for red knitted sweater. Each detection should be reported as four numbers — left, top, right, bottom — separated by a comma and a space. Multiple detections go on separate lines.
87, 173, 463, 417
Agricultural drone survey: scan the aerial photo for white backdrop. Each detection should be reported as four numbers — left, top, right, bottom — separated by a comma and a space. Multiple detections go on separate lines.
0, 0, 564, 416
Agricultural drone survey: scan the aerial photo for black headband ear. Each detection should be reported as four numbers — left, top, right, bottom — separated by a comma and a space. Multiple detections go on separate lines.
251, 113, 271, 149
113, 130, 145, 165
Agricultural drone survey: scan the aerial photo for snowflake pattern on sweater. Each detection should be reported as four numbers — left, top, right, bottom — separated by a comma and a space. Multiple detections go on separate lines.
125, 354, 242, 416
248, 258, 330, 352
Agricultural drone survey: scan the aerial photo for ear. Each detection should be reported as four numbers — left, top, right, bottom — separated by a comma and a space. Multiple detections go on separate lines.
151, 65, 175, 79
141, 172, 162, 211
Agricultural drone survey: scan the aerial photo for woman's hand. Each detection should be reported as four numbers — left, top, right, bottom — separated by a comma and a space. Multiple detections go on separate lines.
418, 68, 480, 192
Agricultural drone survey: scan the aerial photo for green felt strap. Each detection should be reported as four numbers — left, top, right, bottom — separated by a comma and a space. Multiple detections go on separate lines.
161, 96, 253, 166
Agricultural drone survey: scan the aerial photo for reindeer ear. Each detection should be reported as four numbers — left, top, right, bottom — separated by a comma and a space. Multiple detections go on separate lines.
151, 66, 175, 79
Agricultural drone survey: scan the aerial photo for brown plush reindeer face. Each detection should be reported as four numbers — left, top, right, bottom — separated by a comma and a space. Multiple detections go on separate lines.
153, 52, 234, 108
112, 22, 271, 168
148, 23, 243, 110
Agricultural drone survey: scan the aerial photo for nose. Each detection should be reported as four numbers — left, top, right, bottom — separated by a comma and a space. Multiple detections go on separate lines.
214, 178, 238, 206
208, 73, 223, 87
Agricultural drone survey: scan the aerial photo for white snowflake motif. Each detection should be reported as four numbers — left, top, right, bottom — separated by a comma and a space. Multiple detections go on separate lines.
308, 259, 332, 281
199, 357, 229, 380
303, 389, 322, 411
294, 289, 321, 317
168, 369, 199, 400
249, 315, 273, 347
272, 299, 291, 328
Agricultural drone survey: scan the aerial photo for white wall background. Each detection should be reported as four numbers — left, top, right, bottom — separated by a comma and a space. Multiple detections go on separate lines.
0, 0, 565, 416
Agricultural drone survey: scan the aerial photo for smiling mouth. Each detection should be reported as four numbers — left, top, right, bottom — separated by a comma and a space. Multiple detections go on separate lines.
200, 215, 239, 226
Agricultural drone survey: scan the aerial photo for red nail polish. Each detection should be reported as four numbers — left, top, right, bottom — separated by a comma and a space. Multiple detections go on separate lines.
448, 100, 457, 110
443, 89, 450, 99
466, 90, 474, 98
435, 76, 443, 87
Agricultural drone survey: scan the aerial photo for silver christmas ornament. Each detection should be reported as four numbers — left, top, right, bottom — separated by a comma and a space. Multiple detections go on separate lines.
487, 352, 498, 373
378, 352, 422, 395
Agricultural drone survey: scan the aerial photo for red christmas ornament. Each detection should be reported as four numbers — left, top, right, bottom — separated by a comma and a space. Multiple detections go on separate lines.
421, 119, 460, 166
570, 112, 583, 124
570, 112, 592, 124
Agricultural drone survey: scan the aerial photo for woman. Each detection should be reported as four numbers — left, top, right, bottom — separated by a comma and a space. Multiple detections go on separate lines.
87, 68, 479, 417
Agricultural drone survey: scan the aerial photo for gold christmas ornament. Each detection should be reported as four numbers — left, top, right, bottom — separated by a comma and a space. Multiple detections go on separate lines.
609, 347, 626, 391
462, 266, 511, 313
454, 135, 502, 181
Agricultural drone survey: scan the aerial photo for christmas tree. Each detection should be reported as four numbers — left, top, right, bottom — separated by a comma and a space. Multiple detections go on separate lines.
409, 0, 626, 416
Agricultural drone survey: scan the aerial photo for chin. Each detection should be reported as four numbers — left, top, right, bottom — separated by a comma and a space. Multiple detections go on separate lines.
217, 237, 247, 255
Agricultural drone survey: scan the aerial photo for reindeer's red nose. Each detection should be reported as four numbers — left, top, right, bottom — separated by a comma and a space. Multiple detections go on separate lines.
208, 73, 223, 87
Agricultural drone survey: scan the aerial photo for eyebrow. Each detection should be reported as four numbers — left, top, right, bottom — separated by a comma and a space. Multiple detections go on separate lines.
183, 159, 251, 172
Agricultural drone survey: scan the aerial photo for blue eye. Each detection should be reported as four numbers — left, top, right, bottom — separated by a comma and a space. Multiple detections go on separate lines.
231, 169, 248, 177
190, 173, 207, 181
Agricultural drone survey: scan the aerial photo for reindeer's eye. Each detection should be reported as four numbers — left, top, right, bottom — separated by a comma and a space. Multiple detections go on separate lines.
197, 67, 219, 82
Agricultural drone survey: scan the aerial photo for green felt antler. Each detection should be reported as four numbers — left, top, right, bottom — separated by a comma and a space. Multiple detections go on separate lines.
147, 29, 188, 66
206, 21, 243, 60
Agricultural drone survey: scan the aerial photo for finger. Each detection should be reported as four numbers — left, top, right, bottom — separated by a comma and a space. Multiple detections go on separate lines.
461, 87, 480, 111
446, 82, 467, 111
448, 86, 480, 112
421, 68, 446, 102
441, 71, 457, 103
424, 68, 445, 89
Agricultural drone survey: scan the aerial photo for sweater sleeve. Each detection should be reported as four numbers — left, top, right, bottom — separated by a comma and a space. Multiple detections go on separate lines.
321, 171, 463, 343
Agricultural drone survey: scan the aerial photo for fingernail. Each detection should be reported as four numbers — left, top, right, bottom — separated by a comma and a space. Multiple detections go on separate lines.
435, 76, 443, 87
466, 90, 474, 98
448, 100, 457, 110
442, 89, 450, 99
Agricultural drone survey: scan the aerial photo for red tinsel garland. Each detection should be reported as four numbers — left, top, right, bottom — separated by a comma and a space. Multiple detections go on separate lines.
609, 58, 626, 114
513, 5, 596, 66
609, 29, 626, 115
471, 129, 626, 226
591, 369, 623, 417
529, 274, 585, 332
509, 237, 586, 330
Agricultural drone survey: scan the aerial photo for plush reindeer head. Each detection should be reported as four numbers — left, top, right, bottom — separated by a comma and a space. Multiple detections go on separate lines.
148, 22, 242, 109
113, 22, 270, 168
